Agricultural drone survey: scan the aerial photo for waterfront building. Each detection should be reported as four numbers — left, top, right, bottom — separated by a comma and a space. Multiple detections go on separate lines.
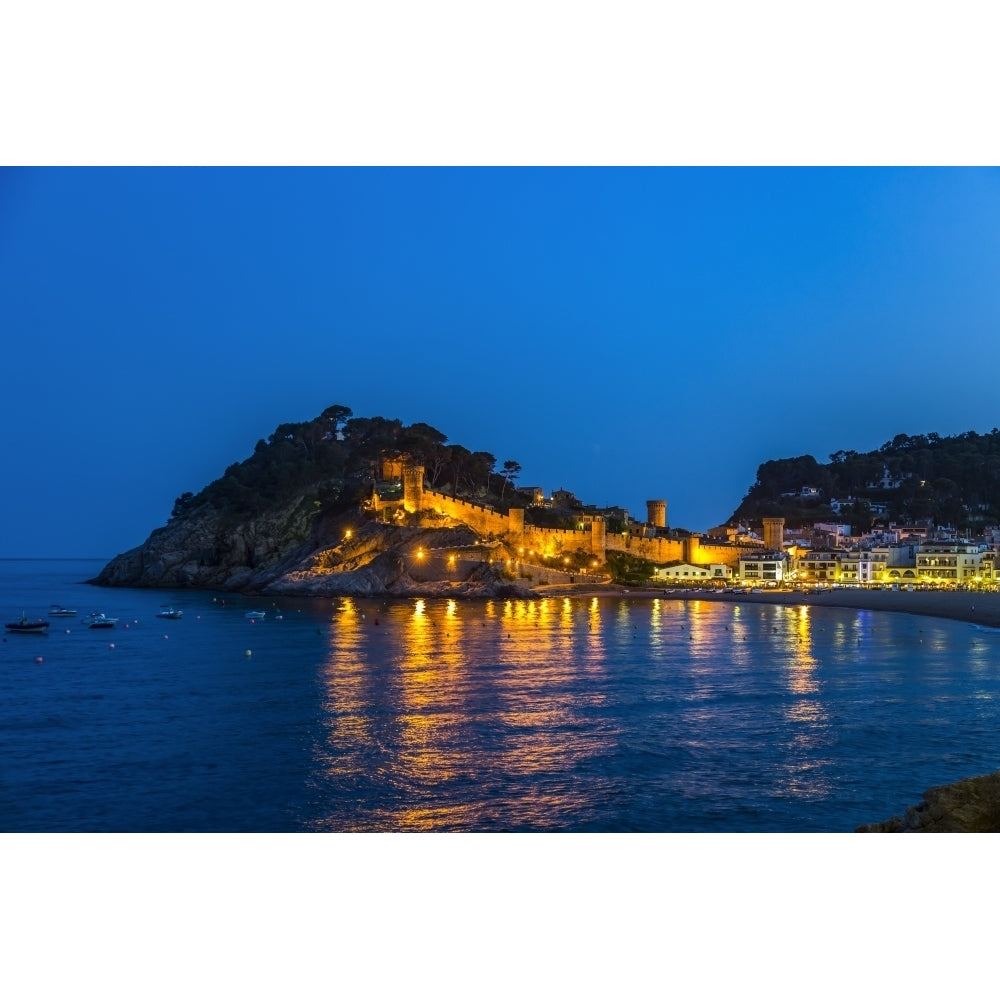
792, 550, 839, 584
651, 561, 732, 583
738, 551, 789, 585
916, 540, 991, 587
836, 549, 888, 586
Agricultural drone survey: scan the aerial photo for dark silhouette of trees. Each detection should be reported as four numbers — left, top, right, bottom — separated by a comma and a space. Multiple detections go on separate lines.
500, 459, 522, 498
734, 427, 1000, 530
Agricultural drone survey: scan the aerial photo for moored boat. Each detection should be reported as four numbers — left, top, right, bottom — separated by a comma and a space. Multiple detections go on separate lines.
156, 608, 183, 619
245, 611, 266, 620
82, 613, 119, 629
5, 613, 50, 634
49, 605, 77, 617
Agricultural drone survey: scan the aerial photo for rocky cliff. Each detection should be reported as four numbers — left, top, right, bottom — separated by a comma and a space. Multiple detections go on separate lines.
856, 771, 1000, 832
90, 499, 532, 599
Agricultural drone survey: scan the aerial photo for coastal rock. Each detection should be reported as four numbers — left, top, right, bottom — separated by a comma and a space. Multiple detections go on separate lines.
856, 771, 1000, 832
91, 498, 534, 599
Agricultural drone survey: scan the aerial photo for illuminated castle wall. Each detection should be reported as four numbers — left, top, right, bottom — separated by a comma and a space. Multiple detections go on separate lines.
375, 465, 762, 569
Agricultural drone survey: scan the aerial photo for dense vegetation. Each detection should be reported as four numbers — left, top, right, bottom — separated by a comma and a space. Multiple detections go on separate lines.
170, 404, 530, 522
732, 429, 1000, 533
604, 551, 656, 586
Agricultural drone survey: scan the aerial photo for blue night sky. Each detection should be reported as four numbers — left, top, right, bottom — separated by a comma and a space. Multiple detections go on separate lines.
3, 166, 1000, 558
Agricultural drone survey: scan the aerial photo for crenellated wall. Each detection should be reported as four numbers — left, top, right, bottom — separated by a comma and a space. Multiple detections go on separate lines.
522, 523, 596, 557
422, 488, 513, 537
374, 464, 761, 570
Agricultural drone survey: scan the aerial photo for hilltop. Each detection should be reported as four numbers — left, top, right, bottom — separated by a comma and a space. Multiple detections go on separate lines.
730, 429, 1000, 533
90, 404, 597, 597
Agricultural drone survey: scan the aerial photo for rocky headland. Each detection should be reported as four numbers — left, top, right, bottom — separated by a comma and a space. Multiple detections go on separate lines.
91, 497, 533, 599
856, 771, 1000, 832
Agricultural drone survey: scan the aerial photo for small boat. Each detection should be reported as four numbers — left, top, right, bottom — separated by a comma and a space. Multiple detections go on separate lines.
82, 613, 118, 629
155, 608, 183, 619
244, 611, 266, 620
5, 613, 50, 634
49, 605, 77, 617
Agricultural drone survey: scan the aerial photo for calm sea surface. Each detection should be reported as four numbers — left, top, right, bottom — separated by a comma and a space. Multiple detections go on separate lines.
2, 558, 999, 832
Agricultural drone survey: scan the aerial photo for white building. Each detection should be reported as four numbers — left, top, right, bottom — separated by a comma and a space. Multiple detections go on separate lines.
651, 562, 731, 583
738, 552, 789, 585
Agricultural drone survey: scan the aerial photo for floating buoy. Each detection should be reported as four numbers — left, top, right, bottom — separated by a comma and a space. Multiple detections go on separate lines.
108, 643, 115, 650
163, 634, 169, 640
35, 656, 43, 664
245, 649, 252, 657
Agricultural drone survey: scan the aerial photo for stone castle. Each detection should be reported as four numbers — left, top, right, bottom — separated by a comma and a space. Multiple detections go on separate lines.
370, 463, 767, 574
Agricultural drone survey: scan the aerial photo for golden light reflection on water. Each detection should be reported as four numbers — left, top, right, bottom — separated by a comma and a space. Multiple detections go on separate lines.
788, 605, 819, 696
779, 604, 831, 798
315, 595, 617, 830
312, 596, 874, 829
318, 598, 374, 752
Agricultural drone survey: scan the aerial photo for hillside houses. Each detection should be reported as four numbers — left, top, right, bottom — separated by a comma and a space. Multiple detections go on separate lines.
730, 519, 1000, 590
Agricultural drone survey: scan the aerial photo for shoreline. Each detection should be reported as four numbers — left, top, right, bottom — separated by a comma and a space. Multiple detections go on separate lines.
532, 583, 1000, 630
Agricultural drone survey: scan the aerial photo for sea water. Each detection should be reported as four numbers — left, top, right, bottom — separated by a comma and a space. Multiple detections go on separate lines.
2, 558, 999, 832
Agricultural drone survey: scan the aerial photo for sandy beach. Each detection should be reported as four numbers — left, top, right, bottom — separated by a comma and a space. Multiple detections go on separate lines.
534, 583, 1000, 630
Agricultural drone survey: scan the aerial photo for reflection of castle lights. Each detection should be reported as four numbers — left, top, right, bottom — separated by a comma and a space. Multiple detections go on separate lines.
789, 605, 818, 695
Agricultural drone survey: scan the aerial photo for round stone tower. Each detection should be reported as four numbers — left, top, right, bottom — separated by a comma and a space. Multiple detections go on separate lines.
762, 517, 785, 552
402, 464, 425, 513
646, 499, 667, 528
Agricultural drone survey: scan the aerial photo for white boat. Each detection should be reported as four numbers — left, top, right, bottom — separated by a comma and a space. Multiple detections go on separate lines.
156, 608, 183, 619
49, 605, 77, 617
82, 613, 118, 629
244, 611, 266, 620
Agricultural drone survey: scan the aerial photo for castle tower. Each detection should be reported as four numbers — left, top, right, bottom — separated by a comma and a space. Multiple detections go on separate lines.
591, 517, 607, 558
762, 517, 785, 552
683, 534, 701, 565
507, 507, 525, 540
402, 464, 425, 513
646, 499, 667, 528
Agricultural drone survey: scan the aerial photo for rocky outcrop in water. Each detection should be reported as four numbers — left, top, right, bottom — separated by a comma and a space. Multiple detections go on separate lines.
91, 499, 532, 599
856, 771, 1000, 832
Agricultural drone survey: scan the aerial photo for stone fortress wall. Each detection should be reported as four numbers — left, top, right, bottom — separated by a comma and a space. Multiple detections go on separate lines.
372, 463, 764, 570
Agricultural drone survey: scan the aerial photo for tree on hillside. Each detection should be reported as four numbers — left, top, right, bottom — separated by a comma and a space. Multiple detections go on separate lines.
398, 422, 449, 477
446, 445, 471, 498
465, 451, 497, 496
500, 459, 521, 499
320, 404, 352, 436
